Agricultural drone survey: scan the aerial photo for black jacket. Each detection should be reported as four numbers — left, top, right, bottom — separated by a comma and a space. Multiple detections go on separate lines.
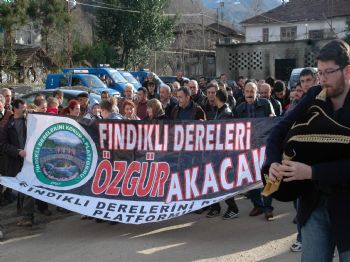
0, 110, 12, 176
191, 90, 206, 109
0, 115, 26, 178
235, 98, 275, 118
163, 97, 178, 118
269, 97, 282, 116
202, 99, 217, 120
228, 95, 236, 111
263, 85, 350, 252
171, 101, 206, 121
214, 104, 233, 120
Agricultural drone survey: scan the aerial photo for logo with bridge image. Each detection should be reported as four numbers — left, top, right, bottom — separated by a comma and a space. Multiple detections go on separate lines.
33, 123, 94, 187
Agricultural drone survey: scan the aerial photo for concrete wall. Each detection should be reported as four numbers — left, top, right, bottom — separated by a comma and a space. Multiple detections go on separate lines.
245, 17, 347, 43
216, 39, 330, 81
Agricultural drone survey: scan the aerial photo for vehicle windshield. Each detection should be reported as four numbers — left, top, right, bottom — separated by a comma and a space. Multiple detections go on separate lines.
290, 74, 300, 88
108, 69, 127, 83
120, 71, 138, 84
82, 75, 107, 89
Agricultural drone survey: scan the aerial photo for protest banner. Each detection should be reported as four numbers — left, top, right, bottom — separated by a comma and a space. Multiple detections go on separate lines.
0, 114, 277, 224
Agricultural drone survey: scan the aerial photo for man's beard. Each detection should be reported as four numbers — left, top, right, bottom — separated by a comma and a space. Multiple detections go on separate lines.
323, 74, 346, 98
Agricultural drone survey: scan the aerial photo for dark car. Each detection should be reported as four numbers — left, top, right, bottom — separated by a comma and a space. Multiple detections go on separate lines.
21, 89, 101, 108
159, 76, 190, 85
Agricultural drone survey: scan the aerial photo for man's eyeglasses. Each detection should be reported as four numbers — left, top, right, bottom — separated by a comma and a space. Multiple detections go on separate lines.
189, 86, 196, 89
317, 66, 345, 78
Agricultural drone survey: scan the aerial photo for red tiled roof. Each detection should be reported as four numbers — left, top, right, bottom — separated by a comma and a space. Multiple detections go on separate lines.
240, 0, 350, 25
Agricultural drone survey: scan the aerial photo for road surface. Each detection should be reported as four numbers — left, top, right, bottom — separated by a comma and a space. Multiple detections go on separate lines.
0, 196, 303, 262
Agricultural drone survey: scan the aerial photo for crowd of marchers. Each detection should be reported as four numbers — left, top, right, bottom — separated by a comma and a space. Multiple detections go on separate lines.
0, 66, 318, 252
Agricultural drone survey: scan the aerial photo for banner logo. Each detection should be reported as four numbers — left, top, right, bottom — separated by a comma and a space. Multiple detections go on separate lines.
33, 123, 94, 187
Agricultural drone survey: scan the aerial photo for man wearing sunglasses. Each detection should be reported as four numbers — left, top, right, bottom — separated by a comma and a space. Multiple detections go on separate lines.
264, 39, 350, 261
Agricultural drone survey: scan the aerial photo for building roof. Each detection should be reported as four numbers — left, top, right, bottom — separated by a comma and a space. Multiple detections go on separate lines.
206, 23, 244, 38
240, 0, 350, 26
14, 47, 57, 68
174, 22, 244, 38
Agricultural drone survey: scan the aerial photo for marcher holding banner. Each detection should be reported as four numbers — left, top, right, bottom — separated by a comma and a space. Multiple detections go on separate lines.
235, 81, 275, 220
264, 39, 350, 261
0, 99, 35, 226
206, 88, 240, 219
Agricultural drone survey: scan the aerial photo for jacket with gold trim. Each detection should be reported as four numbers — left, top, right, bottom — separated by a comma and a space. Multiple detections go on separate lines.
263, 85, 350, 253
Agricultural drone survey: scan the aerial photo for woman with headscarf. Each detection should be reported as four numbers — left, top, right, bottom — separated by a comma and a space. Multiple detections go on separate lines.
84, 102, 101, 120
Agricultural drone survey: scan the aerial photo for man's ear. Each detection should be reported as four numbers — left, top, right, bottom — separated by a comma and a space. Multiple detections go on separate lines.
345, 65, 350, 79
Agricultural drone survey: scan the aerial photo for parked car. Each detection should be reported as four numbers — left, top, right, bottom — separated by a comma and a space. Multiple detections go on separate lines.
46, 71, 120, 97
62, 66, 136, 93
130, 71, 165, 87
21, 88, 101, 108
118, 70, 142, 89
159, 76, 190, 85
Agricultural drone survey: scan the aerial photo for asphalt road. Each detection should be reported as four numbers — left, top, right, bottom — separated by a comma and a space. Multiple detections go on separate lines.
0, 196, 303, 262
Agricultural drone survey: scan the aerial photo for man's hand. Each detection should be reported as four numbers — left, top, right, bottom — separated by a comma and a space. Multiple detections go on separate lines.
268, 162, 282, 182
18, 150, 26, 158
279, 160, 312, 182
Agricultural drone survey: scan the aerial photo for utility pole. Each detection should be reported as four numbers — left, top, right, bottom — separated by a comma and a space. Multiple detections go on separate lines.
201, 12, 205, 50
217, 1, 224, 34
66, 0, 76, 68
217, 7, 219, 32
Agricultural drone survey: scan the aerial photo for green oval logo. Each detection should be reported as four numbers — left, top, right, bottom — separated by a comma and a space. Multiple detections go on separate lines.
33, 123, 93, 187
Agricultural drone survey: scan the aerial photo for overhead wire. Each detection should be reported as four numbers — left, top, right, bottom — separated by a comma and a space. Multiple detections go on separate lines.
75, 1, 141, 13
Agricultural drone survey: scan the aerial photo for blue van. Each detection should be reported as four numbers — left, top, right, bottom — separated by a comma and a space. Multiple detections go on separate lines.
45, 71, 120, 97
130, 71, 164, 87
118, 70, 141, 89
63, 66, 138, 93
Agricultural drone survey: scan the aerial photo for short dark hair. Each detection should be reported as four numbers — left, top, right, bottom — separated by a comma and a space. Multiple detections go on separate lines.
13, 98, 26, 109
216, 89, 228, 103
244, 79, 254, 87
53, 90, 63, 98
138, 87, 148, 95
178, 86, 190, 97
101, 90, 109, 96
77, 92, 89, 98
237, 76, 245, 81
317, 39, 350, 68
99, 100, 113, 112
265, 76, 275, 88
274, 80, 285, 92
206, 83, 219, 91
34, 94, 45, 106
300, 67, 317, 79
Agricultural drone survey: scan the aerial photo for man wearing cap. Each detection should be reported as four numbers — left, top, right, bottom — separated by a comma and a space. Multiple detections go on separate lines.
175, 71, 185, 86
147, 81, 160, 100
145, 72, 161, 93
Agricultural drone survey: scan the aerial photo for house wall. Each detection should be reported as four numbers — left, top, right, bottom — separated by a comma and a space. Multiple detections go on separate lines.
216, 39, 329, 82
244, 17, 347, 43
15, 24, 41, 46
